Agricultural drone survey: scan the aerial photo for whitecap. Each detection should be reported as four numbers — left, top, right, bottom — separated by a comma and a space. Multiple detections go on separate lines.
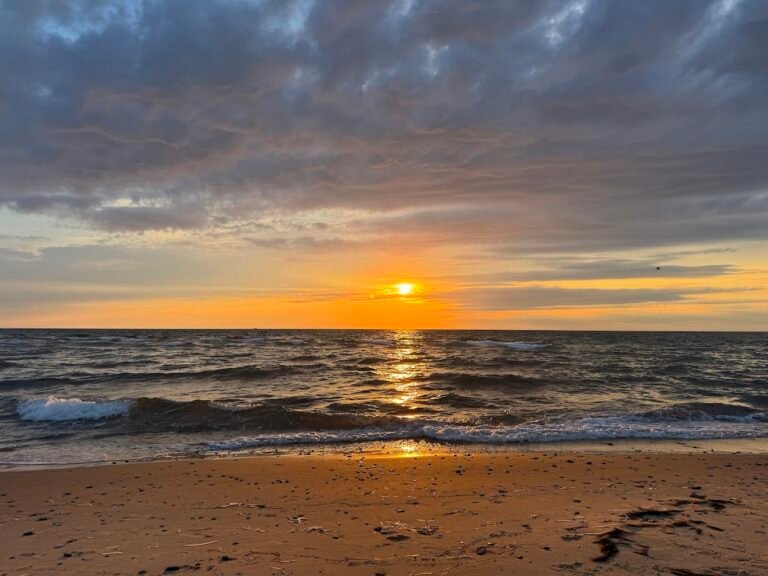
17, 396, 131, 422
206, 413, 768, 451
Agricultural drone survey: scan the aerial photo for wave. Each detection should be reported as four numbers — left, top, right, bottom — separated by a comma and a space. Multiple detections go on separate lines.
17, 397, 131, 422
114, 364, 300, 381
343, 365, 376, 373
424, 372, 542, 389
639, 403, 768, 422
15, 396, 397, 432
16, 395, 768, 449
364, 338, 395, 346
1, 377, 80, 389
435, 356, 543, 369
466, 340, 548, 350
272, 338, 306, 346
208, 410, 768, 451
164, 340, 193, 348
430, 392, 492, 409
287, 354, 326, 362
4, 364, 300, 388
127, 398, 377, 432
351, 356, 383, 366
325, 401, 432, 415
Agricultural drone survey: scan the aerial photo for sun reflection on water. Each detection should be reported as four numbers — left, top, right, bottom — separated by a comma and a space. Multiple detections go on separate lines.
377, 330, 425, 417
394, 441, 422, 458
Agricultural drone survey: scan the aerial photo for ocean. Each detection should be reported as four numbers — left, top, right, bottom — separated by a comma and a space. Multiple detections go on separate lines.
1, 329, 766, 465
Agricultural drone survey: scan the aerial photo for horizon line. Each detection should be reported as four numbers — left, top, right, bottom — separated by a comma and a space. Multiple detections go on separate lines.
0, 327, 765, 334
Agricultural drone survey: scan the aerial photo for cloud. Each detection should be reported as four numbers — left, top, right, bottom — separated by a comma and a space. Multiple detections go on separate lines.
0, 0, 766, 252
441, 258, 737, 283
245, 235, 359, 251
88, 203, 209, 232
452, 285, 745, 311
0, 247, 37, 261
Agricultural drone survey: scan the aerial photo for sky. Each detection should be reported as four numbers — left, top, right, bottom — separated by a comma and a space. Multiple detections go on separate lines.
0, 0, 767, 329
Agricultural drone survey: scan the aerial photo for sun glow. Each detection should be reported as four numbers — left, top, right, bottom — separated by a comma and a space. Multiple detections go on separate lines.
396, 282, 414, 296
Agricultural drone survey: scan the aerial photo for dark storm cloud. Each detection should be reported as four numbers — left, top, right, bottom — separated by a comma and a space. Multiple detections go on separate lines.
0, 0, 767, 247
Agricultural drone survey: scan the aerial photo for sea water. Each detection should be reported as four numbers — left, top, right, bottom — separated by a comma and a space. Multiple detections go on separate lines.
1, 329, 766, 465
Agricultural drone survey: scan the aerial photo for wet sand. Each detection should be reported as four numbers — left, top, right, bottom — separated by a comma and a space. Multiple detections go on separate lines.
1, 451, 767, 575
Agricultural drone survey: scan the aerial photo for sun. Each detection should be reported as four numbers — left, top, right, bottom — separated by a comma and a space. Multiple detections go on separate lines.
372, 281, 422, 300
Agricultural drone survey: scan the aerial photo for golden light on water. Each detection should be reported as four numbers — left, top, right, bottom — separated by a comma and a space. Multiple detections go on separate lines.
371, 441, 430, 460
378, 330, 424, 416
394, 442, 422, 458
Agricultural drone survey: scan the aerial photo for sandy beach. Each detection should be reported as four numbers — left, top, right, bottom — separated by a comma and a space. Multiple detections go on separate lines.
1, 449, 767, 575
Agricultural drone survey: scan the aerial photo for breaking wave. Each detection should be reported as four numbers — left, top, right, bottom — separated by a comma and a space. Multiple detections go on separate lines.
208, 407, 768, 451
15, 397, 768, 447
17, 397, 131, 422
15, 396, 395, 432
207, 419, 768, 451
639, 402, 768, 422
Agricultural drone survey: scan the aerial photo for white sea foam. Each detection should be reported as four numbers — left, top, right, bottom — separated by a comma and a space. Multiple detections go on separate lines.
206, 413, 768, 451
466, 340, 548, 350
17, 396, 131, 422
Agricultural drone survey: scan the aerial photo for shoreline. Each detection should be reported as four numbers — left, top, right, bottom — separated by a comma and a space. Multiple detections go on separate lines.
1, 449, 766, 575
4, 436, 768, 473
